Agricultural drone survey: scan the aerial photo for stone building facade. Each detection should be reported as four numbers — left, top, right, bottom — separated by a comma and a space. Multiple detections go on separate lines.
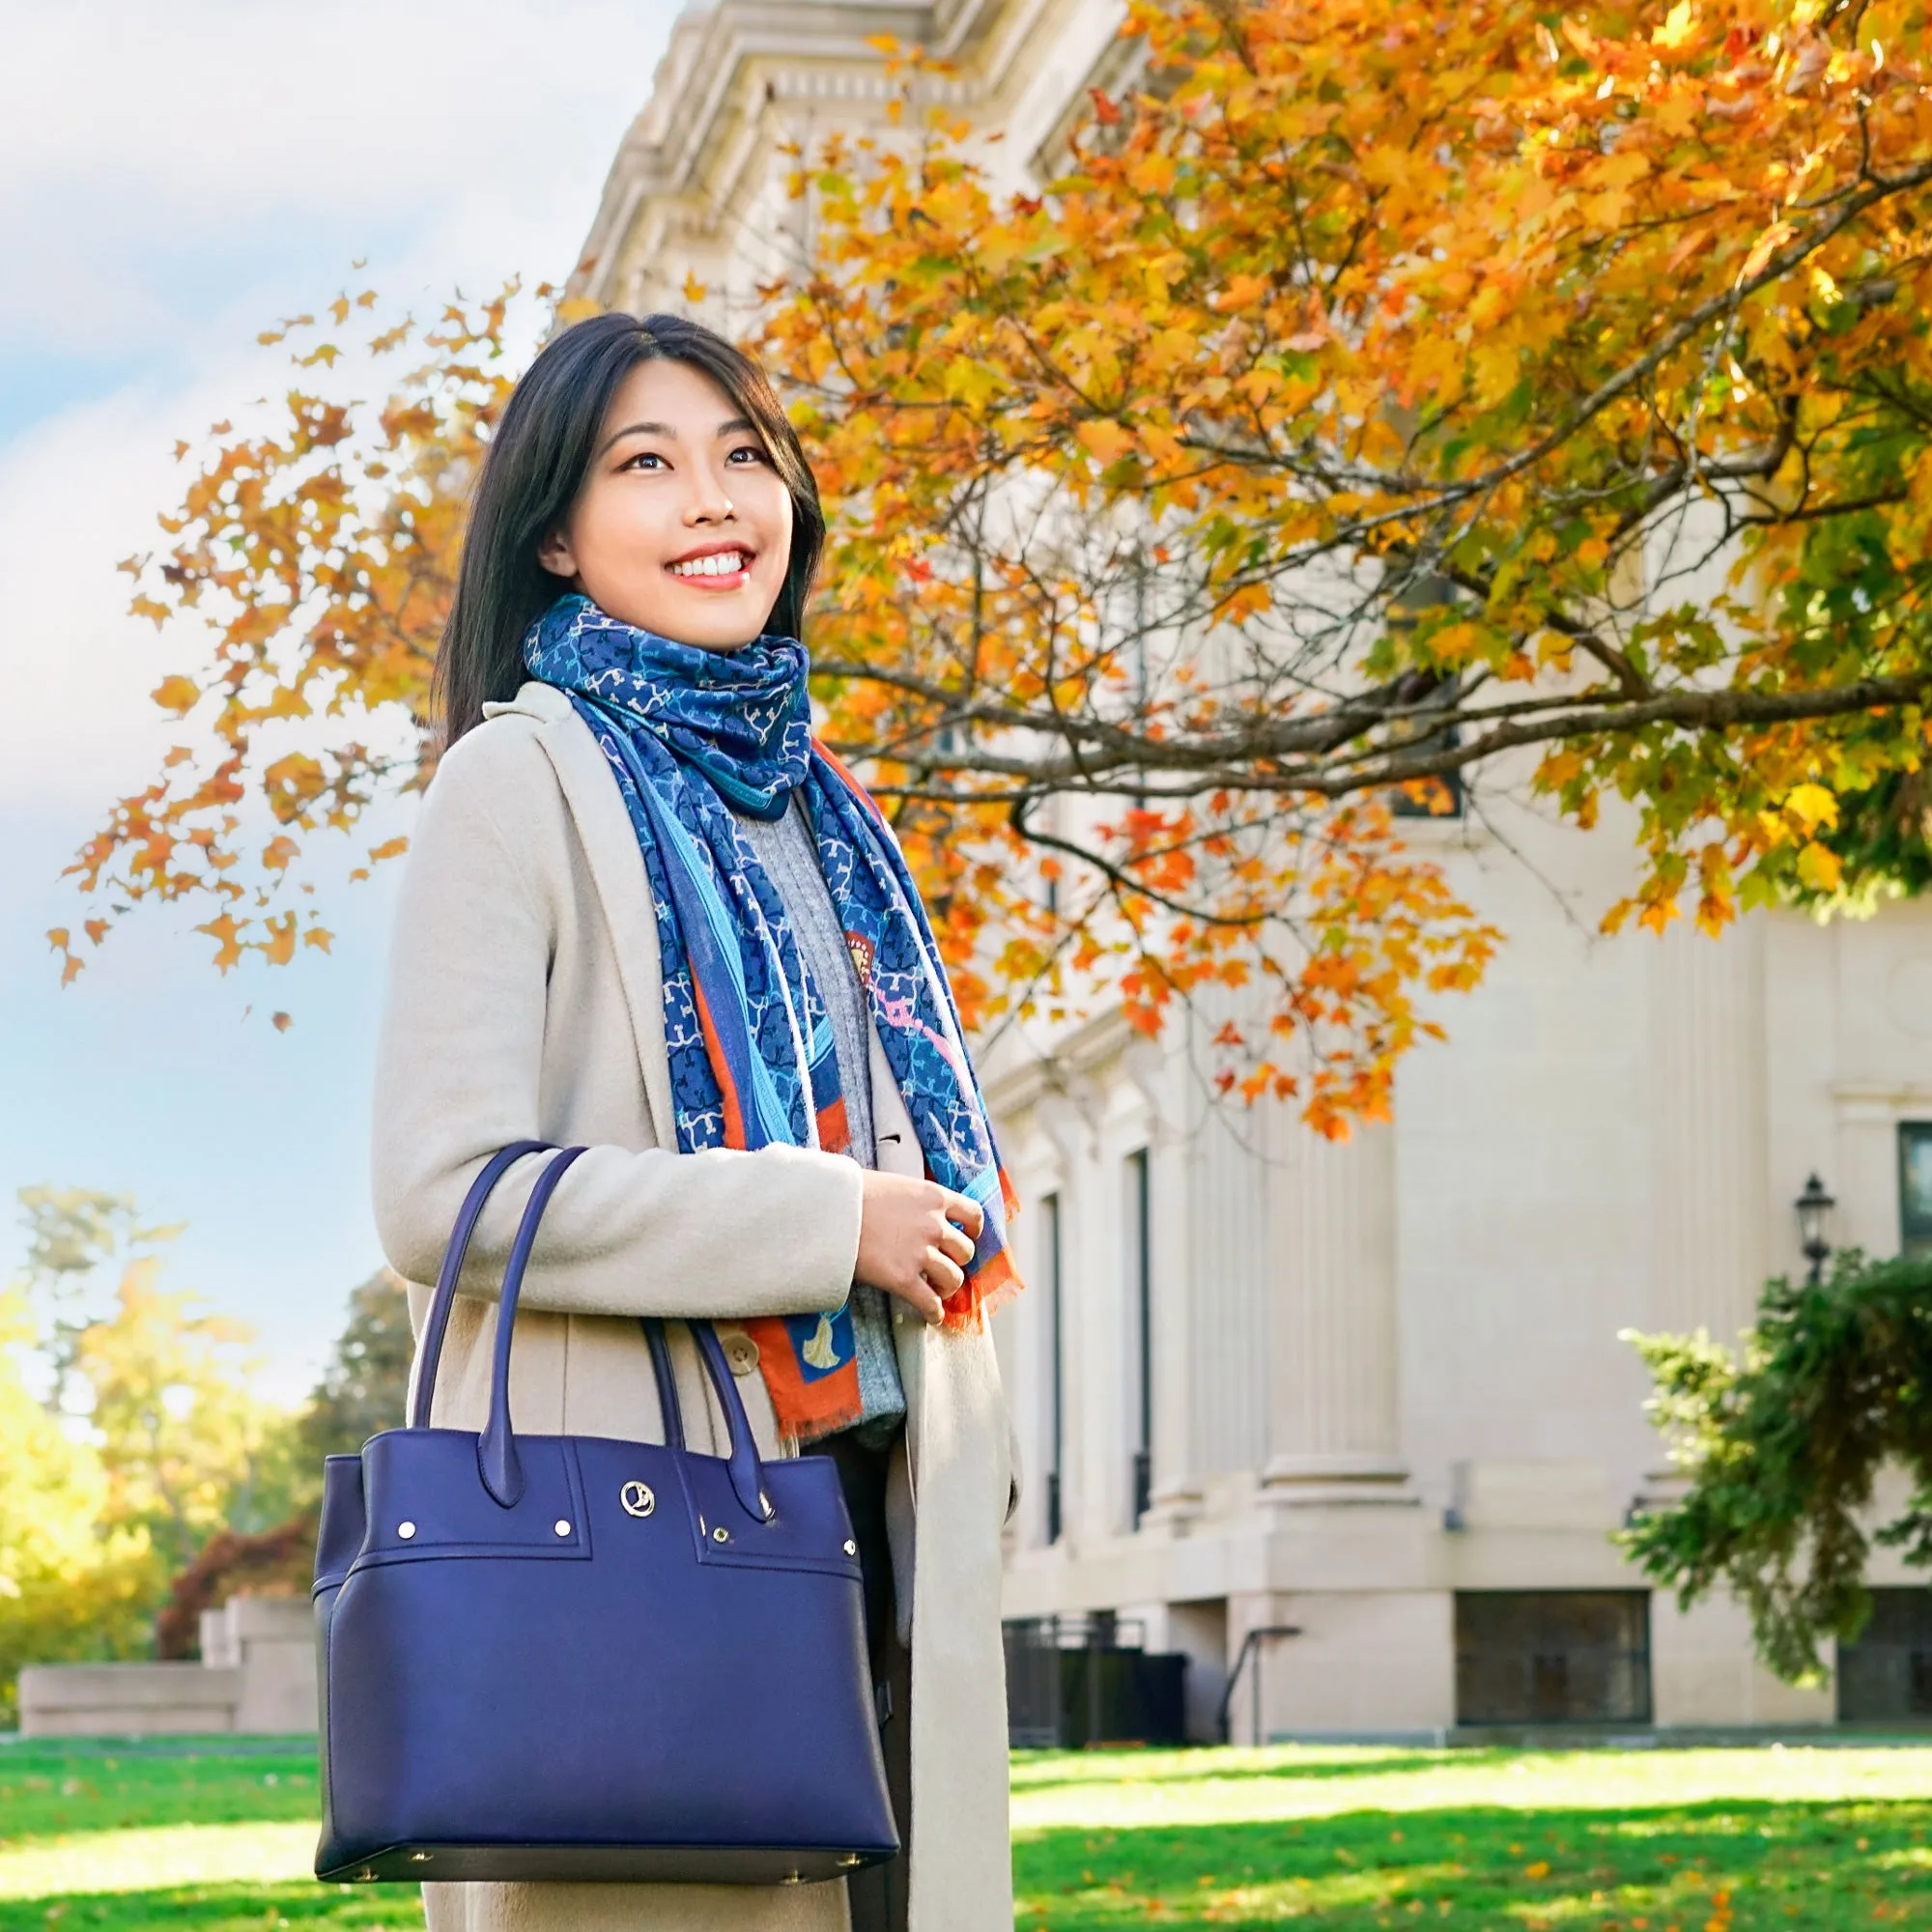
578, 0, 1932, 1739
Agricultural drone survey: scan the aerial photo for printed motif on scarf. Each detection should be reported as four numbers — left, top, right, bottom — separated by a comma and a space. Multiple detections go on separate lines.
523, 596, 1022, 1443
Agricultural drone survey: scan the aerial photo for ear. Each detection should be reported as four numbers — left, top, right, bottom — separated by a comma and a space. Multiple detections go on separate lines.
537, 526, 578, 580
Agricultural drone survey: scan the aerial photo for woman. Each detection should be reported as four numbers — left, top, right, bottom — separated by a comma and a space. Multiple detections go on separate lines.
371, 310, 1020, 1932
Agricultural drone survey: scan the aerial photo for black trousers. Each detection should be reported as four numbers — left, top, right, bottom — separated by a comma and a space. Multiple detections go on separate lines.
804, 1427, 911, 1932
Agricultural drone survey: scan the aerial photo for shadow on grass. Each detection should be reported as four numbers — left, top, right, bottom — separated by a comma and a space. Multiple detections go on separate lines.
0, 1879, 419, 1932
1014, 1794, 1932, 1928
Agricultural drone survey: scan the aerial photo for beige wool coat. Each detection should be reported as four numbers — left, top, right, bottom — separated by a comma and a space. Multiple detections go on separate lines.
369, 679, 1016, 1932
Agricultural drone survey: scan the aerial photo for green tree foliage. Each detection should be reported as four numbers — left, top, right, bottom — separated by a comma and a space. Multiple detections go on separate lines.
297, 1268, 412, 1469
0, 1288, 159, 1726
1623, 1247, 1932, 1683
150, 1272, 413, 1656
0, 1187, 291, 1717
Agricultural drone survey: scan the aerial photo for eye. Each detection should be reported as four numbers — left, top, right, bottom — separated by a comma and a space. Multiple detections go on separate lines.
726, 444, 771, 466
620, 450, 666, 471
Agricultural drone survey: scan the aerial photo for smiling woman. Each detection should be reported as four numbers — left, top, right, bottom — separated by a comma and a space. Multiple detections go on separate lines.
363, 310, 1021, 1932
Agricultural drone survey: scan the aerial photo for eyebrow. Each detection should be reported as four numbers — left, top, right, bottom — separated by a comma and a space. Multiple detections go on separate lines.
598, 415, 757, 457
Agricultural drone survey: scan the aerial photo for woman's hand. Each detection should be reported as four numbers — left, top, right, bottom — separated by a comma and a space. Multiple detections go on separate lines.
856, 1171, 984, 1324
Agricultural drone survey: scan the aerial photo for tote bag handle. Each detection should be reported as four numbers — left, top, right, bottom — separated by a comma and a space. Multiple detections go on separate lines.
410, 1143, 776, 1522
409, 1140, 552, 1429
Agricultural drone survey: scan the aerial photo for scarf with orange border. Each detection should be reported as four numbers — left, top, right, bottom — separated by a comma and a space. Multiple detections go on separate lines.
525, 593, 1020, 1443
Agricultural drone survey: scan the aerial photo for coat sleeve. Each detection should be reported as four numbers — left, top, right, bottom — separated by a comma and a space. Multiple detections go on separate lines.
370, 720, 864, 1321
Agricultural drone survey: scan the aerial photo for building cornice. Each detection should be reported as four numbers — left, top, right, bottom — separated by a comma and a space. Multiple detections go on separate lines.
979, 1004, 1138, 1120
575, 0, 1121, 305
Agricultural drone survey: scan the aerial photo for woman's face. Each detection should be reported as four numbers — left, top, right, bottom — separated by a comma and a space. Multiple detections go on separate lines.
538, 357, 794, 652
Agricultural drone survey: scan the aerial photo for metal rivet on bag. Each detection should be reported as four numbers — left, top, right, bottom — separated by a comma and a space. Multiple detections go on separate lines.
554, 1520, 572, 1537
411, 1852, 432, 1863
620, 1480, 655, 1518
396, 1521, 416, 1541
843, 1539, 857, 1556
712, 1525, 730, 1544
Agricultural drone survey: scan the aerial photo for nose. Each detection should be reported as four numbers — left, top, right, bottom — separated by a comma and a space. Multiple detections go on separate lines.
685, 463, 736, 526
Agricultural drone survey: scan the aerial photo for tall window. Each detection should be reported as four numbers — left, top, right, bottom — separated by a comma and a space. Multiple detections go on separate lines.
1041, 1192, 1065, 1545
1125, 1148, 1152, 1527
1901, 1123, 1932, 1257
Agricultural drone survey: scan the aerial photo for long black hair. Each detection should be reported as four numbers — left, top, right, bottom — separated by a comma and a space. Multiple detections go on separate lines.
434, 310, 826, 747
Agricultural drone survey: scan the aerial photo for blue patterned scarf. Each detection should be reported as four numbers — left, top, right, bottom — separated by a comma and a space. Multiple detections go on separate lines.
523, 593, 1019, 1442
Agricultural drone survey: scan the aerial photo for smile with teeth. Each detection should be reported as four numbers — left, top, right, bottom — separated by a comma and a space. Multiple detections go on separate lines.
668, 551, 750, 580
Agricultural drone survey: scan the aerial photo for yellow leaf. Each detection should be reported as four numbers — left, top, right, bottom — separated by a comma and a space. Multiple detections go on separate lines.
153, 676, 200, 716
1796, 841, 1842, 893
1784, 783, 1839, 833
1654, 0, 1697, 48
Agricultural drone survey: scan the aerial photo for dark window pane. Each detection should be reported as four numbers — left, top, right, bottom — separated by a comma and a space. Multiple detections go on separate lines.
1042, 1191, 1065, 1545
1455, 1591, 1652, 1725
1125, 1150, 1151, 1527
1838, 1588, 1932, 1721
1900, 1125, 1932, 1257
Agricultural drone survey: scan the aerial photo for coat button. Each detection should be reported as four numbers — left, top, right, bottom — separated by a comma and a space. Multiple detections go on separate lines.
723, 1332, 760, 1377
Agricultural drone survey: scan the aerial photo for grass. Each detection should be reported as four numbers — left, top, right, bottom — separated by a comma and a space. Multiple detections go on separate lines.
1012, 1744, 1932, 1927
5, 1738, 1932, 1926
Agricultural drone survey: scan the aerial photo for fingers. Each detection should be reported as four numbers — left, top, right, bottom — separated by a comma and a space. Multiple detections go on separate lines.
922, 1244, 966, 1297
945, 1190, 987, 1241
896, 1273, 946, 1324
936, 1219, 976, 1268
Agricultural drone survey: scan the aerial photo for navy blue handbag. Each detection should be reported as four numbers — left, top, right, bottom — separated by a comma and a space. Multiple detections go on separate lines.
313, 1142, 898, 1885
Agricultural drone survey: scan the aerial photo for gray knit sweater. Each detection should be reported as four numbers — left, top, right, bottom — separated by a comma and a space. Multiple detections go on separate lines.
733, 796, 907, 1447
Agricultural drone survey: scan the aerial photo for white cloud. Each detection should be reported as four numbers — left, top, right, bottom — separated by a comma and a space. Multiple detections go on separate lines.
0, 0, 682, 358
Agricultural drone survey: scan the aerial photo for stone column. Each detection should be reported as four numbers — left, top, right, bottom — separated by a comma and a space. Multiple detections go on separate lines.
1262, 1120, 1411, 1499
1650, 919, 1771, 1344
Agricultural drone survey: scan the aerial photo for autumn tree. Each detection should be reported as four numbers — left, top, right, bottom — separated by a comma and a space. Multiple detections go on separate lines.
0, 1187, 282, 1715
0, 1285, 157, 1725
71, 0, 1932, 1130
12, 1185, 183, 1416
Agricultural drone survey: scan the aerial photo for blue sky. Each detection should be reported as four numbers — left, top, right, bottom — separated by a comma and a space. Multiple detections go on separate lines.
0, 0, 685, 1397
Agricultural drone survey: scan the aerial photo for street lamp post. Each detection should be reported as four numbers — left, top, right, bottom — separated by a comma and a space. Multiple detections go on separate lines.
1795, 1173, 1836, 1286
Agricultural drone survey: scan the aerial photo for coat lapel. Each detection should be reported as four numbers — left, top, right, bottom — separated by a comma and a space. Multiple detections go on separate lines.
496, 681, 680, 1144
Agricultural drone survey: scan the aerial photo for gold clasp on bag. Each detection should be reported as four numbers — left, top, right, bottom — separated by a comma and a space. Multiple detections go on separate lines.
620, 1480, 656, 1519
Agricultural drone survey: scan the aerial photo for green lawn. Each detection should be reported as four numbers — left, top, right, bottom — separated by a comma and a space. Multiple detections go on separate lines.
5, 1738, 1932, 1927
